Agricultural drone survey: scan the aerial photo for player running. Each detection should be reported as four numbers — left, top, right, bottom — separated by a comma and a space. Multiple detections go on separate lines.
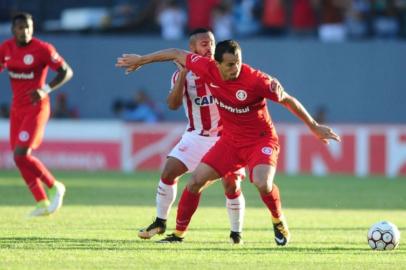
138, 29, 247, 244
0, 12, 73, 217
116, 40, 340, 245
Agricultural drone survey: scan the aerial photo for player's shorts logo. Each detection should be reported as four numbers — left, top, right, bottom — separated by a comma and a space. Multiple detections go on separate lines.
178, 144, 188, 152
23, 54, 34, 65
236, 90, 247, 101
261, 147, 273, 155
18, 131, 30, 142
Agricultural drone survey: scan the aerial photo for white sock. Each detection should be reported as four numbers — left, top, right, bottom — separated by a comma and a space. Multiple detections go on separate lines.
226, 193, 245, 233
156, 180, 177, 220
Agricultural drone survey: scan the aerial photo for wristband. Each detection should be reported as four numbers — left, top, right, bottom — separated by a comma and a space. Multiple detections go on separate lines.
41, 84, 52, 94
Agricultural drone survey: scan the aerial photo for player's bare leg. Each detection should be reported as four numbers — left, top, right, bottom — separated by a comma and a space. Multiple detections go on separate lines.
252, 164, 290, 246
158, 163, 219, 243
138, 157, 187, 239
222, 173, 245, 244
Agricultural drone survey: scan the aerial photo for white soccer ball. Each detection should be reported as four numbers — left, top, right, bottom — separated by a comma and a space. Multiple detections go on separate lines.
367, 221, 400, 250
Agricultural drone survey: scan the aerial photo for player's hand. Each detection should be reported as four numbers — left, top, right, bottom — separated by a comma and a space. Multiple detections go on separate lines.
116, 54, 143, 74
30, 88, 47, 104
311, 123, 341, 144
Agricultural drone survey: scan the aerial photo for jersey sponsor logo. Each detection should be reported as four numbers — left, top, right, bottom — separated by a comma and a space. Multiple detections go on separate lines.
190, 54, 202, 63
5, 56, 11, 61
261, 147, 273, 155
23, 54, 34, 65
194, 95, 215, 106
9, 71, 34, 79
236, 90, 247, 101
215, 98, 250, 114
18, 131, 30, 142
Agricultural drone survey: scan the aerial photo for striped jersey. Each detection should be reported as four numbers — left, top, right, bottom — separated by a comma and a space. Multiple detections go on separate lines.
171, 70, 222, 137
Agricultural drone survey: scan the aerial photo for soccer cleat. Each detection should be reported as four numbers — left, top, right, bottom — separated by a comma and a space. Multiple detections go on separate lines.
272, 215, 291, 246
156, 233, 184, 243
229, 231, 243, 244
29, 200, 50, 217
138, 218, 167, 239
47, 181, 66, 214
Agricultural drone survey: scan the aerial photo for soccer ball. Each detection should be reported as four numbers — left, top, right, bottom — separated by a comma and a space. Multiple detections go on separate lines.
367, 221, 400, 250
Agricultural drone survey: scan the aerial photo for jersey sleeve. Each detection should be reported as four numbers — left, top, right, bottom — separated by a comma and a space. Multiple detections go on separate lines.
42, 42, 65, 71
170, 70, 180, 89
185, 53, 211, 78
255, 71, 286, 103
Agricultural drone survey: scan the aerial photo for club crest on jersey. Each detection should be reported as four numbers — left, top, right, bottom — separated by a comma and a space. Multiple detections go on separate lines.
261, 147, 273, 155
236, 90, 247, 101
18, 131, 30, 142
23, 54, 34, 65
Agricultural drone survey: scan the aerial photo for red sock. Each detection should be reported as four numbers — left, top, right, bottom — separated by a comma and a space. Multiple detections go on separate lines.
260, 184, 282, 218
14, 155, 48, 202
15, 155, 55, 188
176, 188, 201, 232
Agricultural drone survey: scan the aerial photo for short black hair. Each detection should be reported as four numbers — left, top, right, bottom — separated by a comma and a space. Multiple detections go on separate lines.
189, 28, 211, 37
214, 40, 241, 63
12, 12, 33, 26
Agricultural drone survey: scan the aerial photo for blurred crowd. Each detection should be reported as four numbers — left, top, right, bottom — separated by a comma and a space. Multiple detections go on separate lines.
1, 0, 406, 41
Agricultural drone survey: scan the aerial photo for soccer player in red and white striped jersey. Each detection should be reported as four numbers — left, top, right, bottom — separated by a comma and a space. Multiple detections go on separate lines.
138, 29, 246, 244
0, 13, 73, 217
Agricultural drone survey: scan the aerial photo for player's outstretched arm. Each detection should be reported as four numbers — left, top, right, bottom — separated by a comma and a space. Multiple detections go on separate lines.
31, 62, 74, 103
280, 93, 341, 144
116, 48, 189, 74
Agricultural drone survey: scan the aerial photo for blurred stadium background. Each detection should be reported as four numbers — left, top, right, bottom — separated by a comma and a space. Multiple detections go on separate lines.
0, 0, 406, 177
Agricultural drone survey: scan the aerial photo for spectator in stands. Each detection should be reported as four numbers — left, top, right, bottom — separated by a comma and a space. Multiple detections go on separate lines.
52, 93, 79, 119
186, 0, 220, 31
113, 90, 161, 123
291, 0, 318, 37
316, 0, 348, 42
107, 0, 159, 33
233, 0, 261, 37
371, 0, 400, 39
212, 0, 234, 40
345, 0, 371, 39
156, 0, 187, 40
261, 0, 288, 36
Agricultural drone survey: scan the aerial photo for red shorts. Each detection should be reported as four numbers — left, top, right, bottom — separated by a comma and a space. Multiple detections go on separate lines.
201, 136, 279, 182
10, 102, 50, 150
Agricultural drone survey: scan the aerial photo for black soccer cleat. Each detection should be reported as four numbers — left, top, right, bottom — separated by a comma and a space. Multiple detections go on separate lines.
229, 231, 243, 244
138, 217, 167, 239
272, 216, 291, 246
156, 233, 184, 243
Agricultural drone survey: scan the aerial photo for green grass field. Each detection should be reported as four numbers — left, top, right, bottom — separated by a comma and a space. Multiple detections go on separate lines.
0, 170, 405, 270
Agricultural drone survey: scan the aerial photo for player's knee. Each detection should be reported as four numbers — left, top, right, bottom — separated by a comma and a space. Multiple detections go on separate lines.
253, 178, 273, 194
187, 174, 206, 193
160, 171, 178, 184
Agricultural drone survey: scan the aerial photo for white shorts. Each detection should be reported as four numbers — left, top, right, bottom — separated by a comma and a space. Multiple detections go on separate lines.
168, 132, 245, 178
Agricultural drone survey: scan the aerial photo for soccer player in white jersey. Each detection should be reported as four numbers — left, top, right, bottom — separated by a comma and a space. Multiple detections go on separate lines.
138, 29, 246, 244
